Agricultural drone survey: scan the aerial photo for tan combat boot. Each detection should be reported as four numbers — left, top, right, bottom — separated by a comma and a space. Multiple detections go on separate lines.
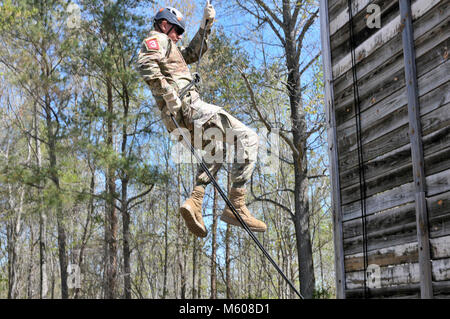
179, 185, 208, 238
220, 187, 267, 232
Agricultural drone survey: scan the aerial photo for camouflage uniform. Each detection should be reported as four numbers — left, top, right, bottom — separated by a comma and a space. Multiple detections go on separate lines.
137, 28, 258, 187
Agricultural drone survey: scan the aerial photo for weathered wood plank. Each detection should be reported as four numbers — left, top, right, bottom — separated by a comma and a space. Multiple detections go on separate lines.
344, 235, 450, 272
325, 0, 450, 298
339, 106, 450, 190
426, 166, 450, 197
330, 0, 373, 35
430, 236, 450, 260
332, 0, 442, 79
344, 194, 450, 242
344, 200, 415, 239
347, 281, 450, 298
432, 258, 450, 282
344, 148, 450, 233
343, 213, 450, 257
429, 191, 450, 239
343, 191, 450, 254
337, 64, 450, 153
336, 39, 449, 152
342, 169, 450, 221
333, 10, 449, 100
335, 39, 449, 128
345, 241, 418, 272
346, 262, 420, 289
433, 280, 450, 299
338, 98, 450, 180
331, 0, 400, 66
346, 283, 420, 298
328, 0, 351, 23
344, 214, 450, 256
339, 103, 450, 203
339, 35, 450, 201
341, 145, 450, 205
345, 258, 450, 289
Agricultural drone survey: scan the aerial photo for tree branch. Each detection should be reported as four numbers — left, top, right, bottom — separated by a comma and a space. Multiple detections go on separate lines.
127, 184, 155, 206
237, 66, 300, 158
300, 51, 321, 76
254, 0, 284, 28
249, 179, 294, 218
296, 8, 319, 61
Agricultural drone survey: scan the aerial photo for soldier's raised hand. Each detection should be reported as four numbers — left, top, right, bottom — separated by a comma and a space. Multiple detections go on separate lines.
162, 89, 182, 116
201, 0, 215, 30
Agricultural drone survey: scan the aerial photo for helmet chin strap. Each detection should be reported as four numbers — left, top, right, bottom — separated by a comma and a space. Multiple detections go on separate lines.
166, 25, 175, 36
155, 21, 175, 36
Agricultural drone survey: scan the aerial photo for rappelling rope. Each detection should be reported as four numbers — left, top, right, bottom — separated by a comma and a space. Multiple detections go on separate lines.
347, 0, 370, 298
171, 0, 305, 300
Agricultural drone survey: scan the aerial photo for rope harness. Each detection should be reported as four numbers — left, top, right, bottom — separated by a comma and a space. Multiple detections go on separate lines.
170, 1, 305, 299
347, 0, 370, 298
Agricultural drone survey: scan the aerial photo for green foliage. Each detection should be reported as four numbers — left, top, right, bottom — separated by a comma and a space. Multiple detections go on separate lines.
0, 0, 332, 299
313, 286, 334, 299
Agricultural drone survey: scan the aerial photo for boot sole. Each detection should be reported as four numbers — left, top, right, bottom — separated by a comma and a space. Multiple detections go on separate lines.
220, 214, 266, 232
180, 205, 207, 238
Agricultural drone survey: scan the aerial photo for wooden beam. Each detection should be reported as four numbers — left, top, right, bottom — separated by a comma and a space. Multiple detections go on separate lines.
399, 0, 433, 299
320, 0, 346, 299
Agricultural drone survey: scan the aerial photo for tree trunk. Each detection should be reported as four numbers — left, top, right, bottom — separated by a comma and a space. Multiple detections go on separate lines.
7, 223, 18, 299
178, 165, 187, 298
122, 188, 131, 299
285, 28, 316, 296
162, 156, 169, 299
35, 102, 48, 299
293, 145, 315, 298
27, 225, 35, 299
197, 253, 202, 299
45, 95, 68, 299
75, 170, 95, 299
175, 163, 182, 298
210, 187, 218, 299
192, 237, 197, 299
6, 139, 22, 299
121, 87, 131, 299
105, 78, 118, 299
225, 165, 232, 298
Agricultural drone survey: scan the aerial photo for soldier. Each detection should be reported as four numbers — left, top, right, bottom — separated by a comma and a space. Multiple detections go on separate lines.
137, 2, 266, 238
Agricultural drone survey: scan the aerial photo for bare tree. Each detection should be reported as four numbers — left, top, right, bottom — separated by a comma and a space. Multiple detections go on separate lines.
234, 0, 320, 298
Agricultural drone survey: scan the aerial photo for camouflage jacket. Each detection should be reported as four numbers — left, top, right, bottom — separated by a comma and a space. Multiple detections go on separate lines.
137, 28, 211, 110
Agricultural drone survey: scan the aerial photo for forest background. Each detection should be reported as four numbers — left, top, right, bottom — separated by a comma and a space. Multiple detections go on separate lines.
0, 0, 334, 299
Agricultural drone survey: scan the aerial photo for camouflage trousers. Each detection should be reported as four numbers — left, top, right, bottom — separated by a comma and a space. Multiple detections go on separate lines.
161, 90, 259, 187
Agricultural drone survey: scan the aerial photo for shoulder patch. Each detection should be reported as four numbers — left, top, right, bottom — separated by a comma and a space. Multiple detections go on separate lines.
145, 38, 160, 51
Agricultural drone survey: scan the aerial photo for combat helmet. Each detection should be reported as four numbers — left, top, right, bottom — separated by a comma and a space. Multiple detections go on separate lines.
154, 7, 186, 35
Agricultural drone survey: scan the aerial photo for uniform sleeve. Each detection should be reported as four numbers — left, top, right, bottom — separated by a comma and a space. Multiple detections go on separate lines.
181, 27, 211, 65
137, 35, 172, 97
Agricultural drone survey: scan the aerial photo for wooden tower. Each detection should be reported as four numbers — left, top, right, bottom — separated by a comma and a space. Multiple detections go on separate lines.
320, 0, 450, 298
